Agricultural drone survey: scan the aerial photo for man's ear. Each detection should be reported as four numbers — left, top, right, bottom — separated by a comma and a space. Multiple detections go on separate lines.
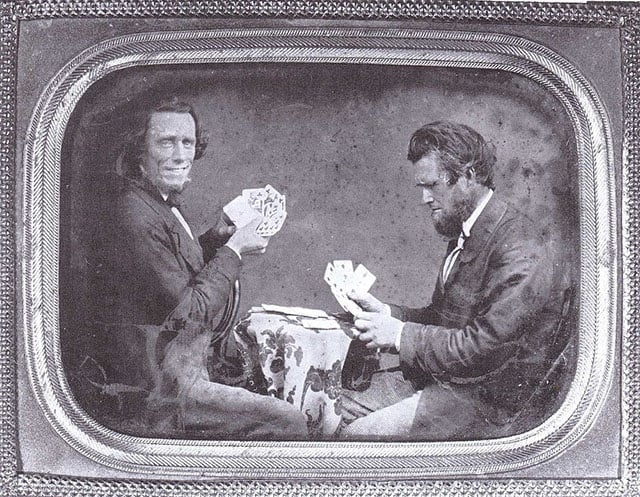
466, 166, 476, 181
458, 165, 476, 189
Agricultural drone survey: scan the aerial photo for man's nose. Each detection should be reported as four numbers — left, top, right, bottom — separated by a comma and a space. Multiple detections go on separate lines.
421, 188, 434, 205
172, 142, 188, 162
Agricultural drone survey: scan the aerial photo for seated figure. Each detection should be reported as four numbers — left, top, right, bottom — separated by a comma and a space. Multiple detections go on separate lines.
78, 96, 307, 440
340, 121, 575, 440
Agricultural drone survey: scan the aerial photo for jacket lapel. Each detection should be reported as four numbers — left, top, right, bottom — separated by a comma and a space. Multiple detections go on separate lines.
437, 239, 457, 291
130, 181, 204, 273
458, 195, 508, 264
441, 195, 508, 289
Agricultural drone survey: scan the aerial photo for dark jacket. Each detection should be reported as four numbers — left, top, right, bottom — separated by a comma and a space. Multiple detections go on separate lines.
90, 177, 241, 393
393, 195, 573, 429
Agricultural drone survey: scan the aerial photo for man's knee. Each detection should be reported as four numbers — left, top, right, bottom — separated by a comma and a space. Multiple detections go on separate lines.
339, 392, 421, 440
270, 399, 308, 438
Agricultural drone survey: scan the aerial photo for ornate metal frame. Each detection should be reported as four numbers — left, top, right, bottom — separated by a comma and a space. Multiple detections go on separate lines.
21, 26, 617, 476
2, 1, 638, 496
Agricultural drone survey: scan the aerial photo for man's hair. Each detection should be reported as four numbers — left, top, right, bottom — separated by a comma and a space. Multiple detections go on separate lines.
407, 121, 496, 189
118, 97, 208, 179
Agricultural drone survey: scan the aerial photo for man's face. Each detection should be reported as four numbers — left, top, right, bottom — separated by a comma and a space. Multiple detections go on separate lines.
413, 151, 473, 238
141, 111, 196, 195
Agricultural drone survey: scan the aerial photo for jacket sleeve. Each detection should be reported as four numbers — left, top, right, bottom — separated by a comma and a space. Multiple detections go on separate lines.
389, 303, 439, 325
199, 227, 231, 264
119, 206, 241, 326
166, 245, 241, 326
398, 234, 554, 380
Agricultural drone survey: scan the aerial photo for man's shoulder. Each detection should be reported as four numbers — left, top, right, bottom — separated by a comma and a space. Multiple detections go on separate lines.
488, 195, 523, 220
492, 196, 539, 235
484, 196, 550, 259
115, 178, 159, 209
114, 178, 166, 230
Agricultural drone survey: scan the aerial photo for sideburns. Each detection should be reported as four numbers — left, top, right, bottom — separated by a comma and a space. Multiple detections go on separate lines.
455, 196, 475, 222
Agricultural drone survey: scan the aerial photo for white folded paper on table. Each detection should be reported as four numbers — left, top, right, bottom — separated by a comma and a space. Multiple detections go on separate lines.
260, 304, 330, 319
300, 317, 342, 330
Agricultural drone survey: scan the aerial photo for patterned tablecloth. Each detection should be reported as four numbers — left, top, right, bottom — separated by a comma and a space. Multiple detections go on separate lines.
234, 311, 354, 439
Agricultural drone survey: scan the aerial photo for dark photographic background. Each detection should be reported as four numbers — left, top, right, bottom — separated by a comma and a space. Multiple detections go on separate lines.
60, 62, 579, 351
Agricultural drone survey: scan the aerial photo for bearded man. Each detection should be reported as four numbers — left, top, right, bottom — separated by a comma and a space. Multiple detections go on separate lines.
340, 121, 574, 441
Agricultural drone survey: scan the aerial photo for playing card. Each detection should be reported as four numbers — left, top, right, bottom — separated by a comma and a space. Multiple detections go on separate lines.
256, 196, 286, 236
324, 272, 352, 313
336, 293, 362, 316
351, 264, 376, 293
223, 195, 262, 228
264, 184, 278, 199
323, 261, 335, 285
325, 260, 352, 290
242, 188, 267, 210
333, 260, 354, 277
242, 184, 287, 236
324, 260, 367, 315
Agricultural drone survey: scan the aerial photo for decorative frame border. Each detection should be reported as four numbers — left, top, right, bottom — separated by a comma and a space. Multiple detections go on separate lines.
2, 1, 637, 496
22, 23, 618, 477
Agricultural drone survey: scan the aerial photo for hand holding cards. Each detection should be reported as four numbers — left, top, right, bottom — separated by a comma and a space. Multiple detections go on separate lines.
223, 184, 287, 237
324, 261, 376, 315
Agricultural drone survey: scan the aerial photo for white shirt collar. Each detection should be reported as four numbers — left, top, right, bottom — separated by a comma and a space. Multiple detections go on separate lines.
461, 189, 493, 238
159, 191, 194, 240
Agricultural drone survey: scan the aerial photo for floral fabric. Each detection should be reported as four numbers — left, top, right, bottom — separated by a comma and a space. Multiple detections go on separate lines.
234, 311, 353, 439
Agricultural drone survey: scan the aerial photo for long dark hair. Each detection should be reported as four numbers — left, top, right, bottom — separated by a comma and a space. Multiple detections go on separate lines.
118, 97, 208, 179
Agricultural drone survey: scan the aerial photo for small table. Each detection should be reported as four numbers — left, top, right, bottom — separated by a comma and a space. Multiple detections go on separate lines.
233, 310, 355, 439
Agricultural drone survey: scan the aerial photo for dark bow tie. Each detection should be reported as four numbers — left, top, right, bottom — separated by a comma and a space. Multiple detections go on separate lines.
166, 192, 183, 208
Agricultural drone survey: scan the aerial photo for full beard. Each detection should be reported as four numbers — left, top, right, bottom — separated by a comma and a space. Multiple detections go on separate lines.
433, 197, 475, 238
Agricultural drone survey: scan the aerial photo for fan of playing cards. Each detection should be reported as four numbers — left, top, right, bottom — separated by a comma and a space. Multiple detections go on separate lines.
324, 260, 376, 315
223, 184, 287, 237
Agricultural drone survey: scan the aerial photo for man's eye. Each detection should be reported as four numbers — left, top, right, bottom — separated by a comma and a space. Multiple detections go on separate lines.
183, 140, 195, 147
159, 139, 173, 146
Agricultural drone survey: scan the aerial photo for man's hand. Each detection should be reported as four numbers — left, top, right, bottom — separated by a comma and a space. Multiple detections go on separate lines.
348, 290, 391, 315
349, 290, 403, 350
225, 217, 269, 256
203, 212, 237, 249
215, 213, 236, 237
